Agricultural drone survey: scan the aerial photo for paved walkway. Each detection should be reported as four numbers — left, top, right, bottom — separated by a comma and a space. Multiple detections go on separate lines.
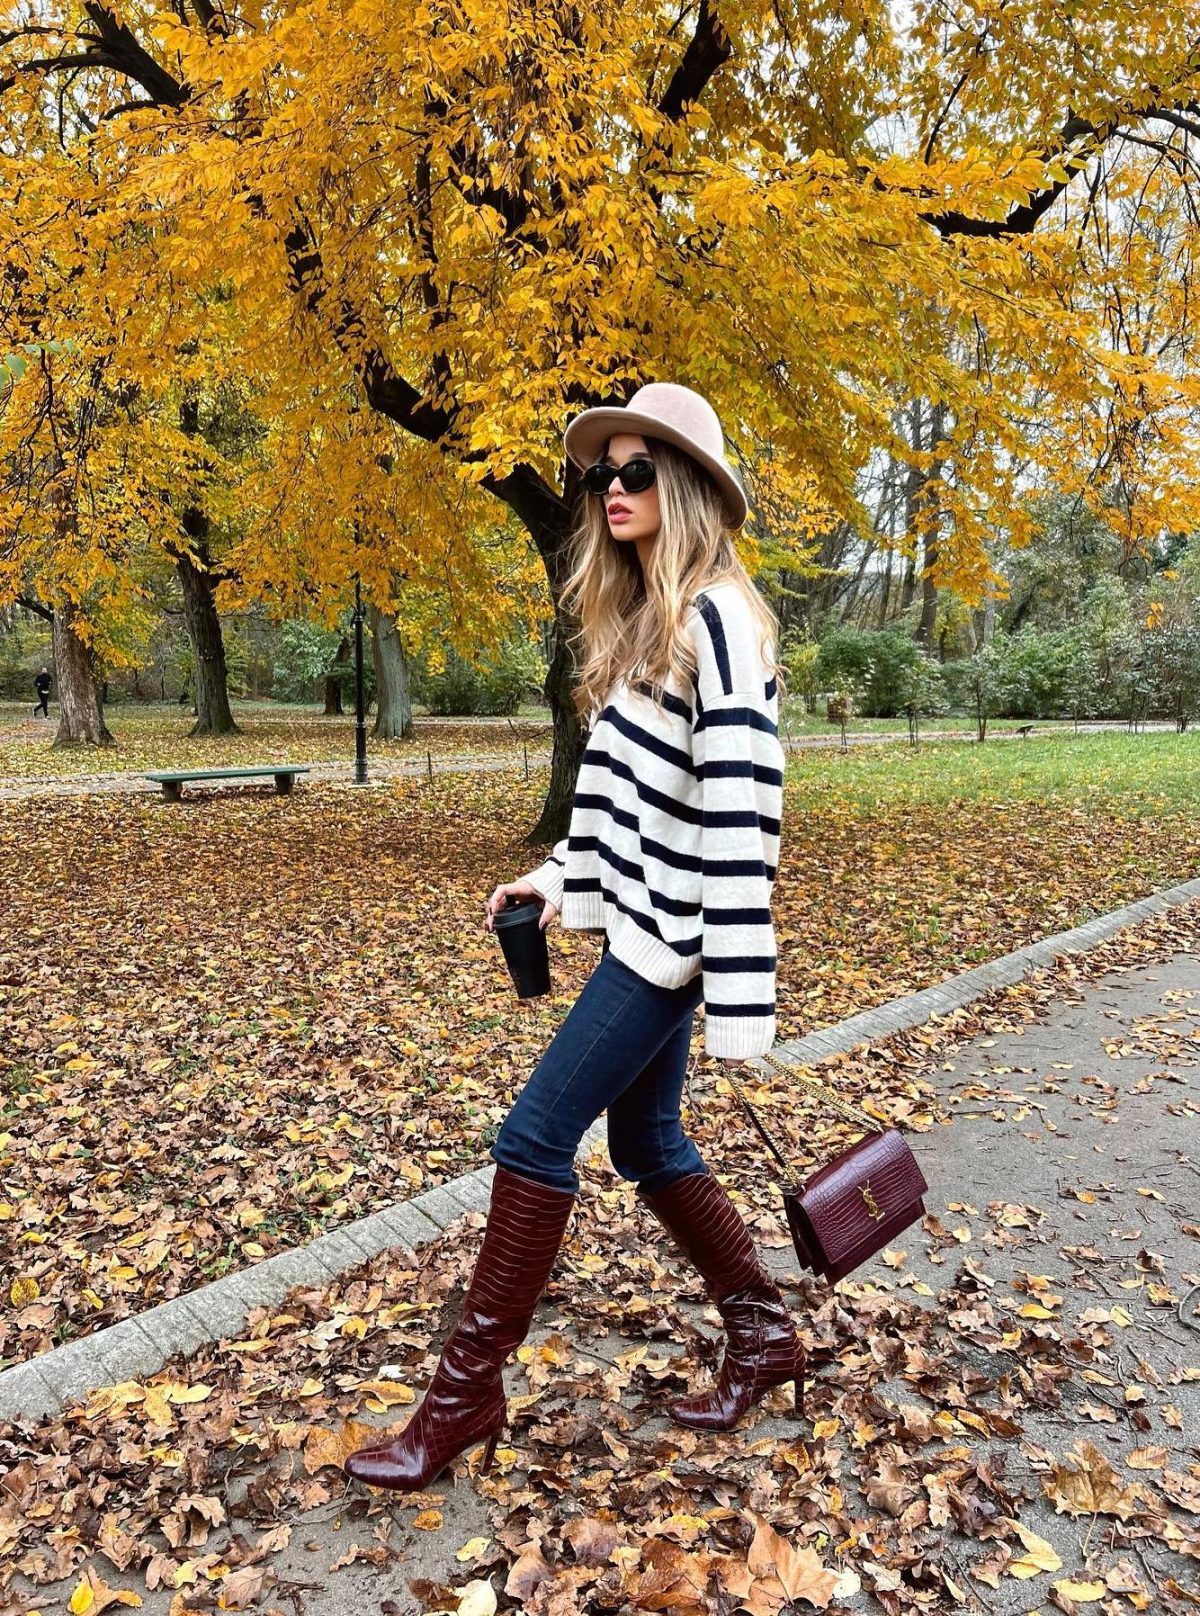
4, 916, 1198, 1614
0, 718, 1184, 802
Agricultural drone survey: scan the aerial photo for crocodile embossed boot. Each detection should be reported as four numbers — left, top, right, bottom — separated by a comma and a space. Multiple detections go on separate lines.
639, 1169, 806, 1431
343, 1165, 576, 1490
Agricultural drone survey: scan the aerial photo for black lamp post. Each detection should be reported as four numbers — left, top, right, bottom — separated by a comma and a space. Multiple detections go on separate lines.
352, 575, 368, 784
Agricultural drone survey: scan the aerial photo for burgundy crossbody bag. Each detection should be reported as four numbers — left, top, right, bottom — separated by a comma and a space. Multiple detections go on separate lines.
722, 1050, 929, 1284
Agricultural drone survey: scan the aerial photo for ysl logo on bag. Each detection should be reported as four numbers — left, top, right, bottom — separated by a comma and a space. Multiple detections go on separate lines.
860, 1181, 884, 1222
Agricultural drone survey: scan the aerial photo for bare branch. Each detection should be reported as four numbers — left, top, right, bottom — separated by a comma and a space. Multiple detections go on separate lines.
1149, 106, 1200, 141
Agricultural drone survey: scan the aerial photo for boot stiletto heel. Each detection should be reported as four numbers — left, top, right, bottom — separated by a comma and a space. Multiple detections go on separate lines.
479, 1427, 502, 1475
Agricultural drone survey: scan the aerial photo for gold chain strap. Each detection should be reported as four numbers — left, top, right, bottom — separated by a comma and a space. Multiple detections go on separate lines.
753, 1048, 876, 1128
709, 1048, 876, 1187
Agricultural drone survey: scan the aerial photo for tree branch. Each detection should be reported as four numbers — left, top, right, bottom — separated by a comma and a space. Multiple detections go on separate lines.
16, 594, 54, 623
922, 112, 1101, 237
1148, 105, 1200, 141
657, 0, 731, 120
0, 4, 188, 104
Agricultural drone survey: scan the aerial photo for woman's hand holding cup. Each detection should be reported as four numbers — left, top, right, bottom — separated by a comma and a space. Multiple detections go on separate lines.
485, 879, 560, 934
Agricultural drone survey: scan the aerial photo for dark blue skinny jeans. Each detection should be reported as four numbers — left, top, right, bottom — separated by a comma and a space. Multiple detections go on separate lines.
490, 936, 709, 1195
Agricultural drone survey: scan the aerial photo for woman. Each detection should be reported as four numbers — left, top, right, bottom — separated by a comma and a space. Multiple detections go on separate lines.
344, 381, 799, 1493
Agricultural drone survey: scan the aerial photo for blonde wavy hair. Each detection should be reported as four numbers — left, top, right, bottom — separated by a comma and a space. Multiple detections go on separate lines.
558, 435, 788, 725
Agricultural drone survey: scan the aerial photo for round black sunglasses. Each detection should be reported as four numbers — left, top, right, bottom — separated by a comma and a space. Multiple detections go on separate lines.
582, 456, 657, 497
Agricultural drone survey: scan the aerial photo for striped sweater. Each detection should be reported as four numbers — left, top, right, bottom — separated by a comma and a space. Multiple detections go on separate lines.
521, 581, 784, 1058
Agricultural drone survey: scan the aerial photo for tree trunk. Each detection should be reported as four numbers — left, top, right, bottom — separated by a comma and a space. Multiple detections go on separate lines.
52, 603, 114, 747
915, 400, 949, 650
175, 396, 239, 737
324, 636, 349, 715
370, 606, 412, 738
176, 551, 240, 736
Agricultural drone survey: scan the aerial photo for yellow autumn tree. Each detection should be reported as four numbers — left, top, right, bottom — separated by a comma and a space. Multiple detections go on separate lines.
2, 1, 1200, 807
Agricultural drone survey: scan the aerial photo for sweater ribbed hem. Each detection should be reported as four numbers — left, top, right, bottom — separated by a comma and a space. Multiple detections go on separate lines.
703, 1012, 776, 1059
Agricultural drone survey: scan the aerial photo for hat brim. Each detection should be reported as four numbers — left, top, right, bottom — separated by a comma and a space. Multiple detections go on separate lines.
563, 407, 748, 530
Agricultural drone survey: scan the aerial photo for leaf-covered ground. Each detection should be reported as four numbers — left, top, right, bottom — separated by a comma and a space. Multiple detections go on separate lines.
3, 732, 1200, 1370
2, 901, 1196, 1616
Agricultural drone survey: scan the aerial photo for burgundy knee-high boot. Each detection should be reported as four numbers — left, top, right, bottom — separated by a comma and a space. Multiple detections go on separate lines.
343, 1165, 576, 1490
638, 1169, 806, 1432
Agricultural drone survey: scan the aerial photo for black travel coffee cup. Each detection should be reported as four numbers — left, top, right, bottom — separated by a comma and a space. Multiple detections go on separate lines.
492, 895, 552, 998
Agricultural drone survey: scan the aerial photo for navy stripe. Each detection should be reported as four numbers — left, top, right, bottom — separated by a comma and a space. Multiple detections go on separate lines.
765, 673, 777, 700
693, 593, 733, 694
702, 903, 774, 924
573, 791, 652, 839
602, 704, 693, 774
698, 758, 785, 787
567, 833, 702, 897
702, 954, 777, 971
702, 1001, 777, 1017
631, 678, 693, 721
694, 703, 778, 737
576, 817, 778, 880
578, 777, 779, 839
578, 757, 702, 816
562, 879, 704, 950
703, 853, 767, 877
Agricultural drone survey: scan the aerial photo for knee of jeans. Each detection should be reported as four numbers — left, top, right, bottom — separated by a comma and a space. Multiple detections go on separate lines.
607, 1122, 670, 1184
610, 1122, 705, 1187
491, 1118, 579, 1195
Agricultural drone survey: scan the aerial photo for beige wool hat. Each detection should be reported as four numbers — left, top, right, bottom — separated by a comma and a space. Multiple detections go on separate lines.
563, 381, 749, 529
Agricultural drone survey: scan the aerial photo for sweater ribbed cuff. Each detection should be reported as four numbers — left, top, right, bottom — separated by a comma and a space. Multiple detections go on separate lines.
704, 1012, 776, 1060
523, 857, 565, 913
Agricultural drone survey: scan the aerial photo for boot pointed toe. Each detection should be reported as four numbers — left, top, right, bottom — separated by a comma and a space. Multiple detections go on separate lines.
342, 1442, 430, 1490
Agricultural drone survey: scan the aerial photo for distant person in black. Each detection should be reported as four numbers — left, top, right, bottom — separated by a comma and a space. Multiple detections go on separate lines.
32, 667, 52, 718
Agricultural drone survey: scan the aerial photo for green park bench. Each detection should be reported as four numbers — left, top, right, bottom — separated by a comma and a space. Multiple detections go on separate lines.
145, 766, 311, 802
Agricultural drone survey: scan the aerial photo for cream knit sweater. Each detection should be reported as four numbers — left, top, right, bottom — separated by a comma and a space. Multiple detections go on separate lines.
521, 581, 784, 1058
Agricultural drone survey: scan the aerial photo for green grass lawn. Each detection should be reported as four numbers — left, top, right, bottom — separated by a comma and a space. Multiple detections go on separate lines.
786, 725, 1200, 809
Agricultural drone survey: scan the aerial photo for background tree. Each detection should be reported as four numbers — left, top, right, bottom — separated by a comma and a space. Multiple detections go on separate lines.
5, 2, 1200, 816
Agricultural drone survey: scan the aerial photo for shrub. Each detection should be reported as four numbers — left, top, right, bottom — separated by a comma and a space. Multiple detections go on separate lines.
416, 637, 545, 716
816, 625, 945, 717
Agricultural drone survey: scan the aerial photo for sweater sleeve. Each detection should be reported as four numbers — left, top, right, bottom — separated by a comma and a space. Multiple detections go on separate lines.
688, 588, 784, 1058
521, 835, 569, 912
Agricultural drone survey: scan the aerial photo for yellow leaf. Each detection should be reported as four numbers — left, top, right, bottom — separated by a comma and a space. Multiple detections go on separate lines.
68, 1568, 143, 1611
1002, 1517, 1062, 1577
142, 1387, 174, 1427
456, 1537, 491, 1562
1053, 1580, 1106, 1602
10, 1276, 40, 1305
359, 1380, 416, 1411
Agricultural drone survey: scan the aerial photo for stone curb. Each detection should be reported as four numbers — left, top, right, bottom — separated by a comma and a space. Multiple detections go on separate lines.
5, 875, 1199, 1423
